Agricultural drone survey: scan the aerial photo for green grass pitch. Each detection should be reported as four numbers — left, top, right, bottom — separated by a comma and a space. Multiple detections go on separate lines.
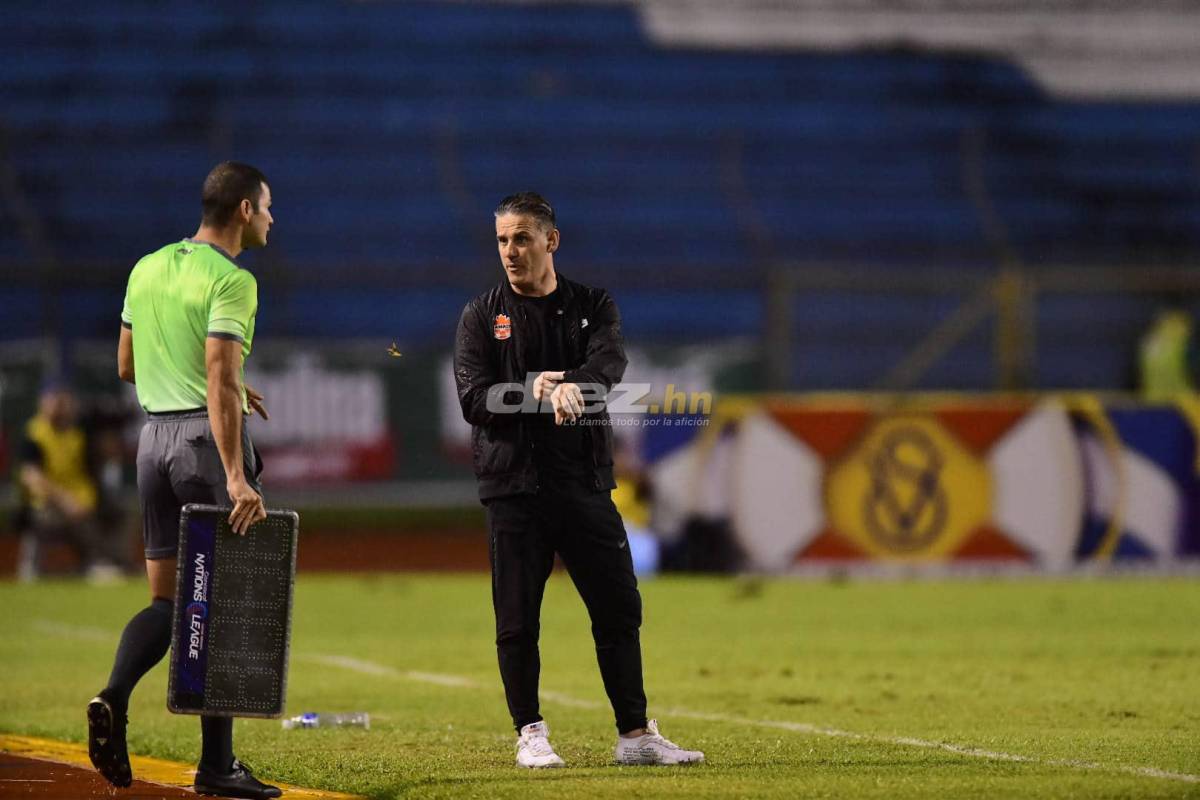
1, 574, 1199, 798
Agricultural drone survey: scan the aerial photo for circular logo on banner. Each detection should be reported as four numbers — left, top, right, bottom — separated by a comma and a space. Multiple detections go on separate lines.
825, 415, 991, 559
862, 426, 948, 551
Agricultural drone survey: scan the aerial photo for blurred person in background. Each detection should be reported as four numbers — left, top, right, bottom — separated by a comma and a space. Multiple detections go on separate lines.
1138, 299, 1200, 557
1139, 302, 1195, 401
611, 433, 661, 575
87, 161, 278, 800
85, 398, 138, 569
454, 192, 703, 769
15, 380, 122, 581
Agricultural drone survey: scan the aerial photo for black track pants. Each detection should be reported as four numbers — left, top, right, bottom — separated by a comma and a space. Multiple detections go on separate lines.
486, 476, 648, 734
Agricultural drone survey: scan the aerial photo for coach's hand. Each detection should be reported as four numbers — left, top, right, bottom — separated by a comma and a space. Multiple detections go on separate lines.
551, 382, 584, 425
533, 371, 564, 403
246, 383, 270, 420
227, 476, 266, 535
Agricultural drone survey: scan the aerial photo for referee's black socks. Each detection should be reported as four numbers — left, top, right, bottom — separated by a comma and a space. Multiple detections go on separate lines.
104, 596, 236, 773
200, 716, 234, 773
105, 597, 173, 710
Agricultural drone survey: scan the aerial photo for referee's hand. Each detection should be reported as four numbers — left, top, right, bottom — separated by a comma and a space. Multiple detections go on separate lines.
227, 476, 266, 535
246, 383, 270, 420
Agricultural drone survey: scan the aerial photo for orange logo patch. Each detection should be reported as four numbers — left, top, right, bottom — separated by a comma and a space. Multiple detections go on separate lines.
494, 313, 512, 340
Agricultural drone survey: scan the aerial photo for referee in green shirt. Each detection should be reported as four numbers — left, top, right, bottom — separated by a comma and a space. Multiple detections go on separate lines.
87, 162, 280, 799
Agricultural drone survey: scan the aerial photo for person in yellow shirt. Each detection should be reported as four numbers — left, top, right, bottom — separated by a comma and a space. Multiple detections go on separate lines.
16, 381, 117, 580
1139, 307, 1194, 402
611, 434, 660, 575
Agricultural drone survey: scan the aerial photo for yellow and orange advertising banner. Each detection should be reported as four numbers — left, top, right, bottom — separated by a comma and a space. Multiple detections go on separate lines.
647, 394, 1200, 570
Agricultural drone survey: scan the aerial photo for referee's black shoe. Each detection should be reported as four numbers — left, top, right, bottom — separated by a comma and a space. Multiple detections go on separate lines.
86, 690, 132, 787
194, 759, 282, 799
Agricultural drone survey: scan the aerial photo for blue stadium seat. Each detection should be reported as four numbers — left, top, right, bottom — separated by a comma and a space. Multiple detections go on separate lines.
3, 1, 1200, 389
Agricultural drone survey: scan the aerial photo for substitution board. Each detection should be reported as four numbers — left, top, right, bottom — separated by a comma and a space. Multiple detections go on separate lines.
168, 504, 299, 718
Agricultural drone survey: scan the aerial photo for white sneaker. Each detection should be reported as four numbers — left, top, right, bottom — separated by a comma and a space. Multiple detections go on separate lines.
615, 719, 705, 765
516, 721, 566, 768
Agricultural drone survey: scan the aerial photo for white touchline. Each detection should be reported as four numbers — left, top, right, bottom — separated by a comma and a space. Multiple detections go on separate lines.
538, 689, 606, 711
656, 709, 1200, 785
31, 619, 112, 643
32, 624, 1198, 787
304, 655, 483, 689
304, 653, 1200, 785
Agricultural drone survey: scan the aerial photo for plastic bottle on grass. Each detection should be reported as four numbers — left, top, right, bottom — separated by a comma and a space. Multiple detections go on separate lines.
281, 712, 370, 730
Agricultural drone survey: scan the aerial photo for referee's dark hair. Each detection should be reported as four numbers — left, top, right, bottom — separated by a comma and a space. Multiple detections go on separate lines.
201, 161, 269, 226
495, 192, 556, 232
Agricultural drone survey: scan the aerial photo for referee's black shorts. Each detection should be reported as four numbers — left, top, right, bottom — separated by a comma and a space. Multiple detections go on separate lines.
135, 409, 263, 560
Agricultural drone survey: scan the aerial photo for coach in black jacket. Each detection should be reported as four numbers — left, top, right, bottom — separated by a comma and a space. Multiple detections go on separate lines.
453, 193, 703, 769
454, 264, 623, 501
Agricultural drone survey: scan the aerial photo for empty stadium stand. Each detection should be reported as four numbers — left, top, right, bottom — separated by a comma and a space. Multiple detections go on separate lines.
2, 1, 1199, 389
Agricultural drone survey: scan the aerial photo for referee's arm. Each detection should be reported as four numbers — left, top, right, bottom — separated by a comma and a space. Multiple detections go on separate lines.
206, 336, 265, 534
118, 324, 135, 384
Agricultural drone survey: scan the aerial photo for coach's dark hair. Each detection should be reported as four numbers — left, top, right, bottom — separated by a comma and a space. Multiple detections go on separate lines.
494, 192, 556, 231
201, 161, 269, 226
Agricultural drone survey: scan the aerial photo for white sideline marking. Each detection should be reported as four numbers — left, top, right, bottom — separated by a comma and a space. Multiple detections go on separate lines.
31, 625, 1198, 787
30, 619, 112, 643
539, 690, 606, 710
303, 655, 484, 689
307, 652, 1200, 786
404, 671, 479, 689
660, 709, 1200, 785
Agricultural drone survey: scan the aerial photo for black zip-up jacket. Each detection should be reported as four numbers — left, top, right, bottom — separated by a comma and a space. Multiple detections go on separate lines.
454, 274, 627, 501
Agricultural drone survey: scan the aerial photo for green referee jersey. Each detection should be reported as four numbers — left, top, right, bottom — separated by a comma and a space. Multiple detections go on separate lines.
121, 238, 256, 413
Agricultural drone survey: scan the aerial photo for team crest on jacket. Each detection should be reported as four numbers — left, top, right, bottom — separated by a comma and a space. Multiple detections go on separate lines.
493, 313, 512, 341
